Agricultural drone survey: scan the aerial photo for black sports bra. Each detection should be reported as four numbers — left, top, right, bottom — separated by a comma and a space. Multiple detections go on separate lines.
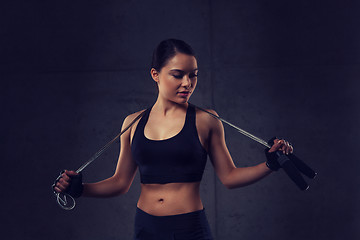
131, 104, 208, 184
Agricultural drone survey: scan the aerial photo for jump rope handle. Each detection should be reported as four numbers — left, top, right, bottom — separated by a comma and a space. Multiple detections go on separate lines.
287, 154, 317, 179
267, 137, 317, 190
276, 152, 309, 191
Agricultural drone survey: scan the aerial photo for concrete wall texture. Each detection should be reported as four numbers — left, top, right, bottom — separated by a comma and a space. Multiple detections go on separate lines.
1, 1, 359, 239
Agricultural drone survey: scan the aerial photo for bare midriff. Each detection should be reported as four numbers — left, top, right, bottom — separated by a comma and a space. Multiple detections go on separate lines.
137, 181, 203, 216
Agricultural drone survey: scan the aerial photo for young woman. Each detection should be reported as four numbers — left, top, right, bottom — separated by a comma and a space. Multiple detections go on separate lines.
53, 39, 293, 240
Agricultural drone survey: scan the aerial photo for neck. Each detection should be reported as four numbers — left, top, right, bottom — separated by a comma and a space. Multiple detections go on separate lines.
153, 96, 188, 116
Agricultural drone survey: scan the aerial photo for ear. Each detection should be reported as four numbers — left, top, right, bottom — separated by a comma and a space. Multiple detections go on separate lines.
150, 68, 159, 83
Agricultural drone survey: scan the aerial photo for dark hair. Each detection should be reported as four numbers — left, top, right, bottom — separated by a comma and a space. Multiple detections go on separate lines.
151, 39, 195, 72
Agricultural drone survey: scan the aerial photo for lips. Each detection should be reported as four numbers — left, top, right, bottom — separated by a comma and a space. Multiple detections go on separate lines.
178, 91, 191, 97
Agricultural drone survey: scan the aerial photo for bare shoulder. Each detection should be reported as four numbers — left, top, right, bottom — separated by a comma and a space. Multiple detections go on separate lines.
195, 107, 222, 131
123, 109, 146, 124
122, 109, 147, 130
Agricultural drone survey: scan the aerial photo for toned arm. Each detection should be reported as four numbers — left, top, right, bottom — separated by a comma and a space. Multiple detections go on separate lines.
206, 110, 273, 189
82, 112, 140, 197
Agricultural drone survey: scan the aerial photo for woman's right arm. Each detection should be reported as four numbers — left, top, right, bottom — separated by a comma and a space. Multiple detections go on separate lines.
54, 112, 140, 198
82, 113, 140, 197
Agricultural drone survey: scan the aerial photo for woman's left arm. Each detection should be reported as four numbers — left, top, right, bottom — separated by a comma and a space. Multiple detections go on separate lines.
206, 110, 292, 189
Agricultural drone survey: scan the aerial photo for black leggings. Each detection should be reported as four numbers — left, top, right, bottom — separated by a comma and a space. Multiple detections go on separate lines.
133, 207, 214, 240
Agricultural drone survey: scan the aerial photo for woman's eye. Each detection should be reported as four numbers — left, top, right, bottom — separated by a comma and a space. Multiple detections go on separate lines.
173, 75, 183, 79
190, 74, 198, 78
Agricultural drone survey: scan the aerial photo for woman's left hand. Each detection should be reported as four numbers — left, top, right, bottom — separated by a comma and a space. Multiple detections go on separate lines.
268, 139, 294, 155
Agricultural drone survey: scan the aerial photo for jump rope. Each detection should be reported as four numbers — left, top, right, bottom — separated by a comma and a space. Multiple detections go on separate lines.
52, 102, 316, 210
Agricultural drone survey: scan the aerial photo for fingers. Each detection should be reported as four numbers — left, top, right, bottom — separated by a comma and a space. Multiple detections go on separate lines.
283, 140, 294, 154
269, 139, 284, 152
289, 143, 294, 154
53, 186, 62, 193
61, 171, 70, 181
283, 141, 290, 155
270, 139, 294, 155
54, 179, 68, 192
65, 170, 79, 177
54, 170, 77, 193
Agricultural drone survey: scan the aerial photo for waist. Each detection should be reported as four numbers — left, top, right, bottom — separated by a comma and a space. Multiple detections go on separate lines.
140, 173, 203, 184
137, 182, 203, 216
136, 206, 205, 219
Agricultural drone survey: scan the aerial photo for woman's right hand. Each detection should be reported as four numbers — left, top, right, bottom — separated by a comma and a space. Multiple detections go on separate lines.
53, 170, 84, 198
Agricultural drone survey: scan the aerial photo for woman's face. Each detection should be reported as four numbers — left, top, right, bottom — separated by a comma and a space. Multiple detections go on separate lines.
151, 53, 198, 104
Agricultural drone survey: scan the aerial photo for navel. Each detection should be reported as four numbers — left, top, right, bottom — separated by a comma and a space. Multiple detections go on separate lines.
158, 198, 164, 204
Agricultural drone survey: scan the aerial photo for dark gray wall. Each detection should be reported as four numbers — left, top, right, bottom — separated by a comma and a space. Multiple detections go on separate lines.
1, 1, 359, 239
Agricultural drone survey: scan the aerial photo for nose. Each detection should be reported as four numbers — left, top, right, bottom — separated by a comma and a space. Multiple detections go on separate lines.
181, 75, 191, 88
